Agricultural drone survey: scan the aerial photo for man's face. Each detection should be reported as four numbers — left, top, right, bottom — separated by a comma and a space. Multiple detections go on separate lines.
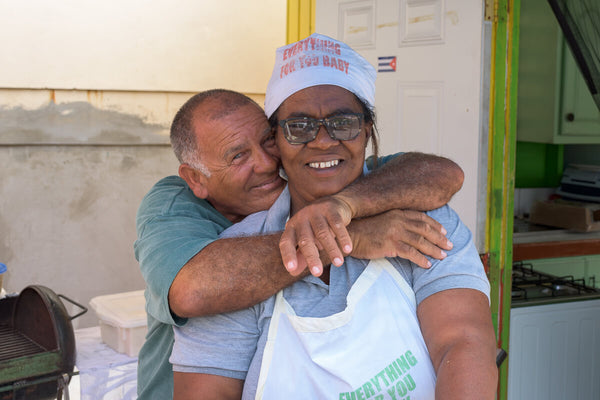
276, 85, 370, 213
192, 103, 285, 222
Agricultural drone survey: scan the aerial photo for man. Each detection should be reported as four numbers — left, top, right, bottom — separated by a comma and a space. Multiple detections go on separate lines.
135, 89, 464, 398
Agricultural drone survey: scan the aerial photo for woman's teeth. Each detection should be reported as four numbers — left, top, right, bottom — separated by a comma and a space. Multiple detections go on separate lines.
309, 160, 340, 169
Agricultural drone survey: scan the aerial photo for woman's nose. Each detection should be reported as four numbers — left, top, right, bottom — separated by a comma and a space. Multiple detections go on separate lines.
308, 125, 337, 149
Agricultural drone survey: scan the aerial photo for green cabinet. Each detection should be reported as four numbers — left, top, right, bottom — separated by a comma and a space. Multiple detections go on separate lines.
517, 0, 600, 144
523, 255, 600, 288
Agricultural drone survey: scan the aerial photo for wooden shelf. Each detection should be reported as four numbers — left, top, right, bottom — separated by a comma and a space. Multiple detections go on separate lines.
513, 238, 600, 261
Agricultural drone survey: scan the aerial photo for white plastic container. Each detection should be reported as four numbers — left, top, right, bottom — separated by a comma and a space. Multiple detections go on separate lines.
89, 290, 148, 357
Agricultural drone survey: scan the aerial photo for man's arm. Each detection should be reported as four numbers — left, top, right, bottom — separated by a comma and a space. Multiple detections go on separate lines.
169, 234, 307, 317
417, 289, 498, 399
170, 152, 463, 317
280, 152, 464, 275
170, 208, 450, 317
342, 152, 464, 216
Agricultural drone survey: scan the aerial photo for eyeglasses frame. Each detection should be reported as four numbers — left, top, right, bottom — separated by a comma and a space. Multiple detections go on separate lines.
277, 113, 365, 145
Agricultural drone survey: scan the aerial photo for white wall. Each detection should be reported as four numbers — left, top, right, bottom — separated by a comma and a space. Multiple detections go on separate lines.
0, 1, 285, 328
0, 0, 284, 93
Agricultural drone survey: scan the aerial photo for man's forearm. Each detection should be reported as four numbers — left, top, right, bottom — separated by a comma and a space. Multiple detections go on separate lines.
171, 152, 464, 316
169, 235, 308, 318
335, 152, 464, 218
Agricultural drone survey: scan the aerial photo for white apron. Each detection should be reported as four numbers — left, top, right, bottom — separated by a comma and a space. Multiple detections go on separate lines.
255, 258, 436, 399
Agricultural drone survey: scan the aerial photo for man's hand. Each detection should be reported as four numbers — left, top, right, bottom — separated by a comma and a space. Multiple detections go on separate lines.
279, 196, 354, 276
349, 209, 452, 268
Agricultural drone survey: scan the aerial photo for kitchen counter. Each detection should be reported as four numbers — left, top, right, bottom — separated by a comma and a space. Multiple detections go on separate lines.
513, 219, 600, 261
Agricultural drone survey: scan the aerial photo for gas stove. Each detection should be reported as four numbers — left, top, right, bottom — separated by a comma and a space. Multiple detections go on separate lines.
511, 261, 600, 307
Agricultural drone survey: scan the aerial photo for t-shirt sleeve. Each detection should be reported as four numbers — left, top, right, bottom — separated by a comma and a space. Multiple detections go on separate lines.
365, 152, 402, 172
170, 306, 260, 380
411, 205, 491, 305
136, 215, 221, 326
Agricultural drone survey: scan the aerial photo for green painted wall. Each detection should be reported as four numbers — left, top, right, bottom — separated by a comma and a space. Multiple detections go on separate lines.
514, 141, 564, 187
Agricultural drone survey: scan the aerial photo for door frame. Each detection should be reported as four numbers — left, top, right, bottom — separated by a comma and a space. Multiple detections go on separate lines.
286, 0, 316, 43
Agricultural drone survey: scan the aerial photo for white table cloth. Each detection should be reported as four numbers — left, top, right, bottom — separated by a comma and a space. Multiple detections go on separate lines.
75, 326, 138, 400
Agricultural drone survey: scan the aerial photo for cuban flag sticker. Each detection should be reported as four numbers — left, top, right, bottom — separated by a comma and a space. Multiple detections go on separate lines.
378, 56, 397, 72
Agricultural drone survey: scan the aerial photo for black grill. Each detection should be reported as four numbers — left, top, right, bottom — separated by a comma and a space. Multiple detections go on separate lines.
0, 286, 86, 400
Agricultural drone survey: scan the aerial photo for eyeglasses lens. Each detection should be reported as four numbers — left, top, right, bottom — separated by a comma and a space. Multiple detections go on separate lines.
282, 114, 363, 144
328, 115, 361, 140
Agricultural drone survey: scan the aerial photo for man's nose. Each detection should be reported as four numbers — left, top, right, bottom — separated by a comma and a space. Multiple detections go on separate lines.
308, 125, 337, 149
253, 147, 278, 173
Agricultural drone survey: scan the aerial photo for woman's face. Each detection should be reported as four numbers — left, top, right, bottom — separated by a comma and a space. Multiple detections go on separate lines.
276, 85, 371, 213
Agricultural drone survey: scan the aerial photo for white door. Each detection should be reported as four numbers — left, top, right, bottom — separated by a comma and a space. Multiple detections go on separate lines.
316, 0, 485, 247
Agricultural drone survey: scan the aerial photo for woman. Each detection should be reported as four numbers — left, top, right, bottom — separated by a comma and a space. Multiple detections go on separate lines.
171, 33, 497, 400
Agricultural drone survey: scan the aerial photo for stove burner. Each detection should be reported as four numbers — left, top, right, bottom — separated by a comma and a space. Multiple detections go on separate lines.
512, 262, 600, 304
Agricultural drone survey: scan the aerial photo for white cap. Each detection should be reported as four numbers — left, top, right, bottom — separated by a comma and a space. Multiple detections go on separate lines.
265, 33, 376, 118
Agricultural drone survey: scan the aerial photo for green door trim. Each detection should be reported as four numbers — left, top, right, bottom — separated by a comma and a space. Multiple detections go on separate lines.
487, 1, 519, 399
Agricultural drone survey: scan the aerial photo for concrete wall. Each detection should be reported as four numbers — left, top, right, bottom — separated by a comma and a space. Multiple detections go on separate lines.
0, 90, 177, 328
0, 1, 285, 328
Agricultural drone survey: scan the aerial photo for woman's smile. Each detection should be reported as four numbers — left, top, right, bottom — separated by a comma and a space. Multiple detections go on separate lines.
308, 159, 340, 169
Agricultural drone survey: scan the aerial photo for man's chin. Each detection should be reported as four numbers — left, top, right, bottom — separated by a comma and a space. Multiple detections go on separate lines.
254, 174, 285, 190
249, 182, 285, 211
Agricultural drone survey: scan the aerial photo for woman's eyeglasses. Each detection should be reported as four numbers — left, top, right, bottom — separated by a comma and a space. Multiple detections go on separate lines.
278, 113, 364, 145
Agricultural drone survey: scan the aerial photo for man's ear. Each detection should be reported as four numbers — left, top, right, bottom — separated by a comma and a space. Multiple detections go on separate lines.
179, 164, 209, 199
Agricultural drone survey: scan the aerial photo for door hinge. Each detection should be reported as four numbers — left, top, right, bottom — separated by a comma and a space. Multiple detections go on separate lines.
484, 0, 495, 21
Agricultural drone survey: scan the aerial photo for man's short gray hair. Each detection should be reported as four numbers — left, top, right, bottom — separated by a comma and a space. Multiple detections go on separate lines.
170, 89, 263, 177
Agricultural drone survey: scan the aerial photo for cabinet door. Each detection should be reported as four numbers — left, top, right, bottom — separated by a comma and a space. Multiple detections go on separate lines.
508, 300, 600, 400
559, 42, 600, 141
515, 0, 561, 144
516, 0, 600, 144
